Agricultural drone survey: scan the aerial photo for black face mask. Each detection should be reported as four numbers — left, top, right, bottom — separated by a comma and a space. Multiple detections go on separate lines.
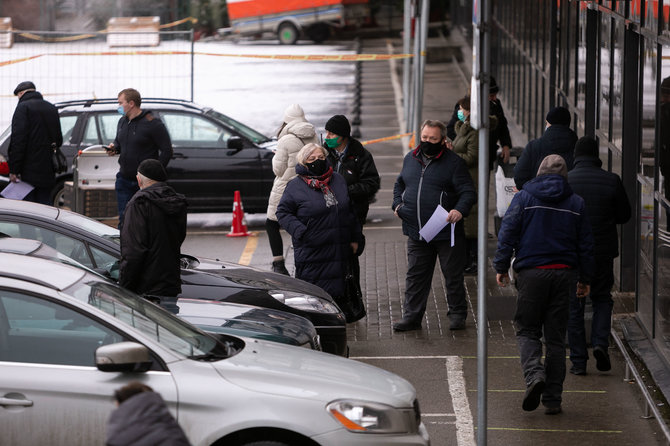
306, 159, 328, 176
420, 141, 443, 157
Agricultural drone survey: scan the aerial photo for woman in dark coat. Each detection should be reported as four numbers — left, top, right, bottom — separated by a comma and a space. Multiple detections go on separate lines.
276, 143, 363, 302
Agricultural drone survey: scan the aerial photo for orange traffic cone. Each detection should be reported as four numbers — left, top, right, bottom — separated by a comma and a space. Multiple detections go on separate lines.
227, 190, 251, 237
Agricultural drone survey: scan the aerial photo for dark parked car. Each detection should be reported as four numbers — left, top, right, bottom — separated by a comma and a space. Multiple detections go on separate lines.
0, 198, 347, 356
0, 237, 321, 351
0, 98, 276, 211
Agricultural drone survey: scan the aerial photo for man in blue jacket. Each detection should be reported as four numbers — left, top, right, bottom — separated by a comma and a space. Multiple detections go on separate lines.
494, 154, 594, 415
392, 120, 476, 331
567, 136, 631, 375
514, 106, 577, 190
107, 88, 172, 228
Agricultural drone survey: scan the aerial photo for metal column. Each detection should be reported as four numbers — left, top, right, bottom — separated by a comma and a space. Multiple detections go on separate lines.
412, 0, 430, 143
403, 0, 412, 130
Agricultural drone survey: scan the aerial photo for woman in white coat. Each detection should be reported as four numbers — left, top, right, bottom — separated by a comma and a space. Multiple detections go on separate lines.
266, 104, 319, 275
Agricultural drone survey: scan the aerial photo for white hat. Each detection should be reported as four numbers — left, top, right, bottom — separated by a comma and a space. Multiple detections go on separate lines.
283, 104, 305, 123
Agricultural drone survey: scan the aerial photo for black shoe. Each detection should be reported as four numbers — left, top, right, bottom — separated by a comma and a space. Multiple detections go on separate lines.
272, 260, 290, 276
569, 365, 587, 376
593, 345, 611, 371
393, 319, 422, 332
449, 316, 466, 330
545, 406, 562, 415
463, 263, 477, 275
522, 379, 545, 411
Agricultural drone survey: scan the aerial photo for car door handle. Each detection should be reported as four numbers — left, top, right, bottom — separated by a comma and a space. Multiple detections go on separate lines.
0, 397, 34, 407
172, 152, 187, 159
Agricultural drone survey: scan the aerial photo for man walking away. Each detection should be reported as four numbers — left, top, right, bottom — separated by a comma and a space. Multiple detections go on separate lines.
567, 136, 631, 375
8, 81, 62, 205
392, 119, 476, 332
494, 154, 594, 415
514, 106, 577, 190
107, 88, 172, 228
119, 159, 187, 310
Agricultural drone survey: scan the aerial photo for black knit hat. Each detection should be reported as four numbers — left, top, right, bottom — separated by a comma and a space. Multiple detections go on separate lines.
137, 159, 167, 182
13, 81, 36, 96
546, 106, 571, 126
574, 136, 599, 158
325, 115, 351, 138
489, 76, 499, 94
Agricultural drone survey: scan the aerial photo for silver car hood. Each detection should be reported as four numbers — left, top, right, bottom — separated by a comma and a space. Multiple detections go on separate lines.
215, 338, 416, 407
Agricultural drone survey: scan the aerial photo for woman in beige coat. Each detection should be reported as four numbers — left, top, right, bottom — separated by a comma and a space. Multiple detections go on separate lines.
266, 104, 319, 275
450, 96, 496, 274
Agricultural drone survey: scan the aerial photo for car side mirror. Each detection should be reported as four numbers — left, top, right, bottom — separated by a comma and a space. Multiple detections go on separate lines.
96, 342, 152, 373
227, 136, 244, 151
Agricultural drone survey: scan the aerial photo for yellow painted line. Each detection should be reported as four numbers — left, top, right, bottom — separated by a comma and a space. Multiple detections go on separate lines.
237, 234, 258, 266
483, 427, 622, 434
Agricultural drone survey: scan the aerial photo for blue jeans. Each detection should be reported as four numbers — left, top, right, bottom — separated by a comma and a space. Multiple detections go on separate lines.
115, 172, 139, 229
402, 235, 467, 322
515, 268, 575, 409
568, 256, 615, 368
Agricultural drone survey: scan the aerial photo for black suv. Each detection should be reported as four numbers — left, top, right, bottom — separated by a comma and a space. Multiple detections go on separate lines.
0, 98, 277, 212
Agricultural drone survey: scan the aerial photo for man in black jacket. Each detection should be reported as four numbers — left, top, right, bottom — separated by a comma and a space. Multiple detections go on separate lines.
120, 159, 187, 307
8, 81, 62, 205
107, 88, 172, 228
324, 114, 380, 226
567, 136, 631, 375
514, 106, 577, 190
392, 120, 476, 331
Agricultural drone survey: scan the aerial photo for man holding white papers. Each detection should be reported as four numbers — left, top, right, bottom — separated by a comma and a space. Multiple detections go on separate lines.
392, 120, 476, 331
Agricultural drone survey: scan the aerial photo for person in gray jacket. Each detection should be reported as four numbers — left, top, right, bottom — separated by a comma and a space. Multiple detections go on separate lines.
106, 381, 191, 446
265, 104, 319, 275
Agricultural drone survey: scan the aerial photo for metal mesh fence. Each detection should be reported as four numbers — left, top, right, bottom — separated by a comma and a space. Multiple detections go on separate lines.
0, 30, 194, 129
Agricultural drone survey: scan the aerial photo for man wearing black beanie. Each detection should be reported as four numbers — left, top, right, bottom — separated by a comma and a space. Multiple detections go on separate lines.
120, 159, 187, 309
514, 106, 577, 190
566, 136, 631, 376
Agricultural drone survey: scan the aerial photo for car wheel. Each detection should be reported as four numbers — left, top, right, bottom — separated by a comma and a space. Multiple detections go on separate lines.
51, 179, 67, 209
278, 22, 298, 45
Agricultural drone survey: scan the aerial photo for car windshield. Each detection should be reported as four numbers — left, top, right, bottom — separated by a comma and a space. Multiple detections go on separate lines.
0, 125, 10, 146
67, 280, 232, 359
58, 209, 120, 244
206, 109, 270, 144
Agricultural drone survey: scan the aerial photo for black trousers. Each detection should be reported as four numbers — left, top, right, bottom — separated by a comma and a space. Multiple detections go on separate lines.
402, 236, 467, 322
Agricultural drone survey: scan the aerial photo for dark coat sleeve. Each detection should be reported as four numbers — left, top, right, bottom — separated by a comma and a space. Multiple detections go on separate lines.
615, 177, 632, 225
576, 200, 595, 284
446, 102, 460, 141
119, 199, 151, 292
392, 170, 406, 212
347, 148, 380, 201
514, 141, 535, 190
276, 180, 308, 242
8, 104, 29, 174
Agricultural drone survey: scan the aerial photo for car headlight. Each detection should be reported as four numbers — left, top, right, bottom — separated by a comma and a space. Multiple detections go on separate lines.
268, 290, 340, 314
327, 400, 418, 434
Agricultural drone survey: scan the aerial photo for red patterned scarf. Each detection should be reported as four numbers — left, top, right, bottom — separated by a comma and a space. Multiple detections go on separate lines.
301, 167, 338, 207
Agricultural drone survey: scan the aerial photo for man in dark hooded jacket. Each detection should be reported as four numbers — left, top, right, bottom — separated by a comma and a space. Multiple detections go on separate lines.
567, 136, 631, 375
8, 81, 62, 205
514, 106, 577, 190
120, 159, 187, 303
494, 154, 594, 416
106, 381, 191, 446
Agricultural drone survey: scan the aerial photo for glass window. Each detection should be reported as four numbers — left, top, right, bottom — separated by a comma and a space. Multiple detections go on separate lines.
645, 0, 659, 32
599, 15, 612, 140
99, 114, 120, 143
89, 245, 119, 279
60, 115, 78, 145
663, 0, 670, 34
611, 19, 625, 150
82, 116, 99, 146
0, 221, 93, 268
0, 290, 125, 366
161, 113, 230, 148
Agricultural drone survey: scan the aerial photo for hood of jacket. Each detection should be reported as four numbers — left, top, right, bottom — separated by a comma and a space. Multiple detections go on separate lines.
573, 155, 603, 169
135, 183, 188, 216
523, 173, 573, 203
18, 90, 44, 103
283, 120, 316, 140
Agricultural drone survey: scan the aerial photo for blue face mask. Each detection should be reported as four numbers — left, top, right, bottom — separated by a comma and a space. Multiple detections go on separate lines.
117, 106, 125, 115
457, 110, 466, 122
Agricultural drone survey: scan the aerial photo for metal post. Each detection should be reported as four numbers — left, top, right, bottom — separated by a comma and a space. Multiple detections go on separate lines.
190, 28, 195, 102
413, 0, 430, 143
411, 2, 421, 142
403, 0, 411, 131
473, 0, 491, 444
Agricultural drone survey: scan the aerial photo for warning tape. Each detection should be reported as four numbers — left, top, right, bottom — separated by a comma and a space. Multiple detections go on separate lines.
0, 51, 413, 67
11, 17, 199, 42
361, 132, 412, 145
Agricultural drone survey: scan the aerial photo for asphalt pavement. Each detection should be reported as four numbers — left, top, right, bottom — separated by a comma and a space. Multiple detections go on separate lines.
182, 36, 666, 446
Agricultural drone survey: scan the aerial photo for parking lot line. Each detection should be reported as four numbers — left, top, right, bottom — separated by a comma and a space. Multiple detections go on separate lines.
485, 427, 622, 434
446, 356, 476, 446
238, 235, 258, 265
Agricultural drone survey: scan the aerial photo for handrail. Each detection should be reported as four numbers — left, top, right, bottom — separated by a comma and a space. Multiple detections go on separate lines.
610, 327, 670, 442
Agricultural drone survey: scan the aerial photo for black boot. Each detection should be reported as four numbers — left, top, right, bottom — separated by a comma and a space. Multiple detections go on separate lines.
463, 239, 477, 275
272, 259, 290, 276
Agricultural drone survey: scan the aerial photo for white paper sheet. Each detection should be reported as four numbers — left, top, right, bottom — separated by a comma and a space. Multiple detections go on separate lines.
419, 205, 455, 246
0, 181, 34, 200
